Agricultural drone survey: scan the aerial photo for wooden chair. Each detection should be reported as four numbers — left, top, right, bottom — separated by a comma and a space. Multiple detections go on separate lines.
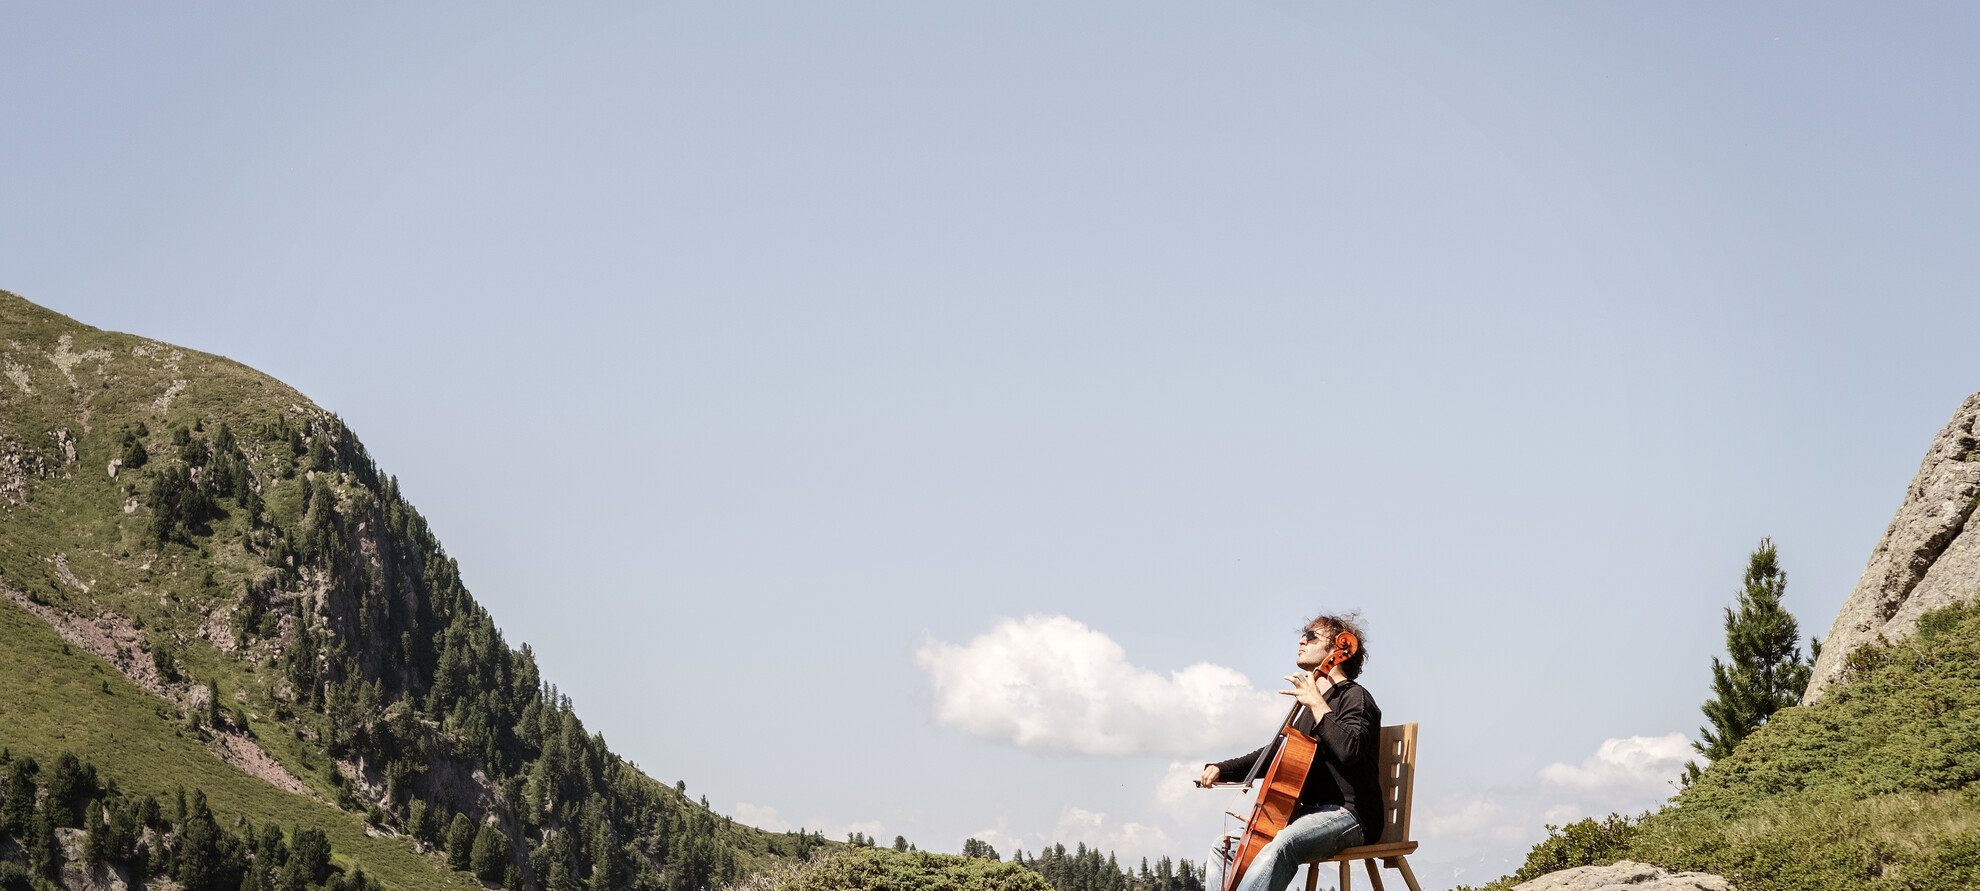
1302, 723, 1421, 891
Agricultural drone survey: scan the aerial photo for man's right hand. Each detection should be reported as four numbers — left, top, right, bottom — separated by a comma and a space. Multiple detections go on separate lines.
1197, 764, 1221, 788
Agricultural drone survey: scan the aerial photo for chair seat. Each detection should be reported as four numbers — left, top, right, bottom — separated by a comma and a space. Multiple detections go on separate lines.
1315, 841, 1417, 863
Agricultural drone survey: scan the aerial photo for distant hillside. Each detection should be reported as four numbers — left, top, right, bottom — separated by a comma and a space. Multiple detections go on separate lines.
1467, 392, 1980, 891
0, 291, 825, 891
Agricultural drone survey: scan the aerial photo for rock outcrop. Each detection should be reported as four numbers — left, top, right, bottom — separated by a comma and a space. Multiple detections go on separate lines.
1803, 392, 1980, 703
1511, 861, 1730, 891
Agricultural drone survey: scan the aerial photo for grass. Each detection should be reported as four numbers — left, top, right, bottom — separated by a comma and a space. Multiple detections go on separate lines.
0, 290, 354, 803
1628, 786, 1980, 889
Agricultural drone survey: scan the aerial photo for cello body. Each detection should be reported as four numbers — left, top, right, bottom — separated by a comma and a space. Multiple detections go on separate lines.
1219, 722, 1318, 891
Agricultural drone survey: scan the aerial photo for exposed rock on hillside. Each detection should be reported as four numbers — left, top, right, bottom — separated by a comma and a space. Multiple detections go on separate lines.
1804, 391, 1980, 703
1511, 861, 1728, 891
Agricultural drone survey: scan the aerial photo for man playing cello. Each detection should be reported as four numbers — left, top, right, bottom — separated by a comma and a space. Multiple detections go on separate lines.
1198, 613, 1383, 891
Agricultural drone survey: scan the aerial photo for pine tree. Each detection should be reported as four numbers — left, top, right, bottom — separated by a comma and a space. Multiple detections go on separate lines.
82, 803, 110, 868
1686, 538, 1817, 782
28, 808, 59, 879
149, 832, 175, 880
447, 813, 477, 871
471, 825, 510, 883
288, 826, 331, 886
177, 790, 224, 891
43, 751, 90, 828
1, 757, 36, 835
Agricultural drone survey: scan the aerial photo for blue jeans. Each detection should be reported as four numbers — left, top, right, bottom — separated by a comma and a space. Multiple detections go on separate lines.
1211, 807, 1364, 891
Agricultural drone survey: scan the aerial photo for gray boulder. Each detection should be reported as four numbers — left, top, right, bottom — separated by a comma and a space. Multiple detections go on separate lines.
1511, 861, 1730, 891
1804, 392, 1980, 703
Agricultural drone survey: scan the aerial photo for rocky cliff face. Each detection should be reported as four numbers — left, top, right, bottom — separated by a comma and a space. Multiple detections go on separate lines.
1803, 391, 1980, 703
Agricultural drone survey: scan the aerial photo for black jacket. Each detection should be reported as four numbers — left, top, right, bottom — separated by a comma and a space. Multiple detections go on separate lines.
1210, 679, 1383, 842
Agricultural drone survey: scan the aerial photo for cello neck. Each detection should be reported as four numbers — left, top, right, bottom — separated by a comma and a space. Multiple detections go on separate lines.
1241, 670, 1318, 786
1279, 673, 1314, 728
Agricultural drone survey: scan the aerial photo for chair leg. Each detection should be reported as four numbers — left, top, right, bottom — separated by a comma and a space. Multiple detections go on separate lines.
1340, 859, 1351, 891
1362, 859, 1386, 891
1389, 855, 1422, 891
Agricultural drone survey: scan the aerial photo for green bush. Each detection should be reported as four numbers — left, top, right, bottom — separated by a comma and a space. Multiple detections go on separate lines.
1510, 814, 1641, 885
120, 425, 149, 470
767, 848, 1051, 891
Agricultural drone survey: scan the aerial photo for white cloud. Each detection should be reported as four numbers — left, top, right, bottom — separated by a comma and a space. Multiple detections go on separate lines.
1410, 733, 1696, 887
1420, 797, 1510, 840
913, 614, 1282, 756
1057, 807, 1106, 836
1154, 760, 1254, 836
1154, 762, 1208, 810
1413, 791, 1563, 886
1542, 804, 1584, 826
1052, 807, 1174, 862
1537, 733, 1692, 795
733, 803, 788, 833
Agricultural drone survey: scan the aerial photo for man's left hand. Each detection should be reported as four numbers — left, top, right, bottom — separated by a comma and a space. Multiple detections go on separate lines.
1281, 669, 1333, 716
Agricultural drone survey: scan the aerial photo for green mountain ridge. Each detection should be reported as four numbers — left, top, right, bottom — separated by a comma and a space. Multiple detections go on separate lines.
0, 292, 819, 891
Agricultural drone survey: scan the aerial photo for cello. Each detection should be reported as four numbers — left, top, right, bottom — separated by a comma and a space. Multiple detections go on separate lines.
1213, 630, 1359, 891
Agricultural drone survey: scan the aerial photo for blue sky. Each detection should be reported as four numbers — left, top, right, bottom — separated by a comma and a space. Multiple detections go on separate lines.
6, 4, 1979, 887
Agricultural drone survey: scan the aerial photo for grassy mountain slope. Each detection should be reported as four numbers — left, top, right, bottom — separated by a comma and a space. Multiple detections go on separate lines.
0, 291, 819, 891
0, 595, 478, 891
1474, 601, 1980, 891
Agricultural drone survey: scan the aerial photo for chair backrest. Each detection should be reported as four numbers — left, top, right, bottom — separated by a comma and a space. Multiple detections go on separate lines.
1375, 723, 1418, 844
